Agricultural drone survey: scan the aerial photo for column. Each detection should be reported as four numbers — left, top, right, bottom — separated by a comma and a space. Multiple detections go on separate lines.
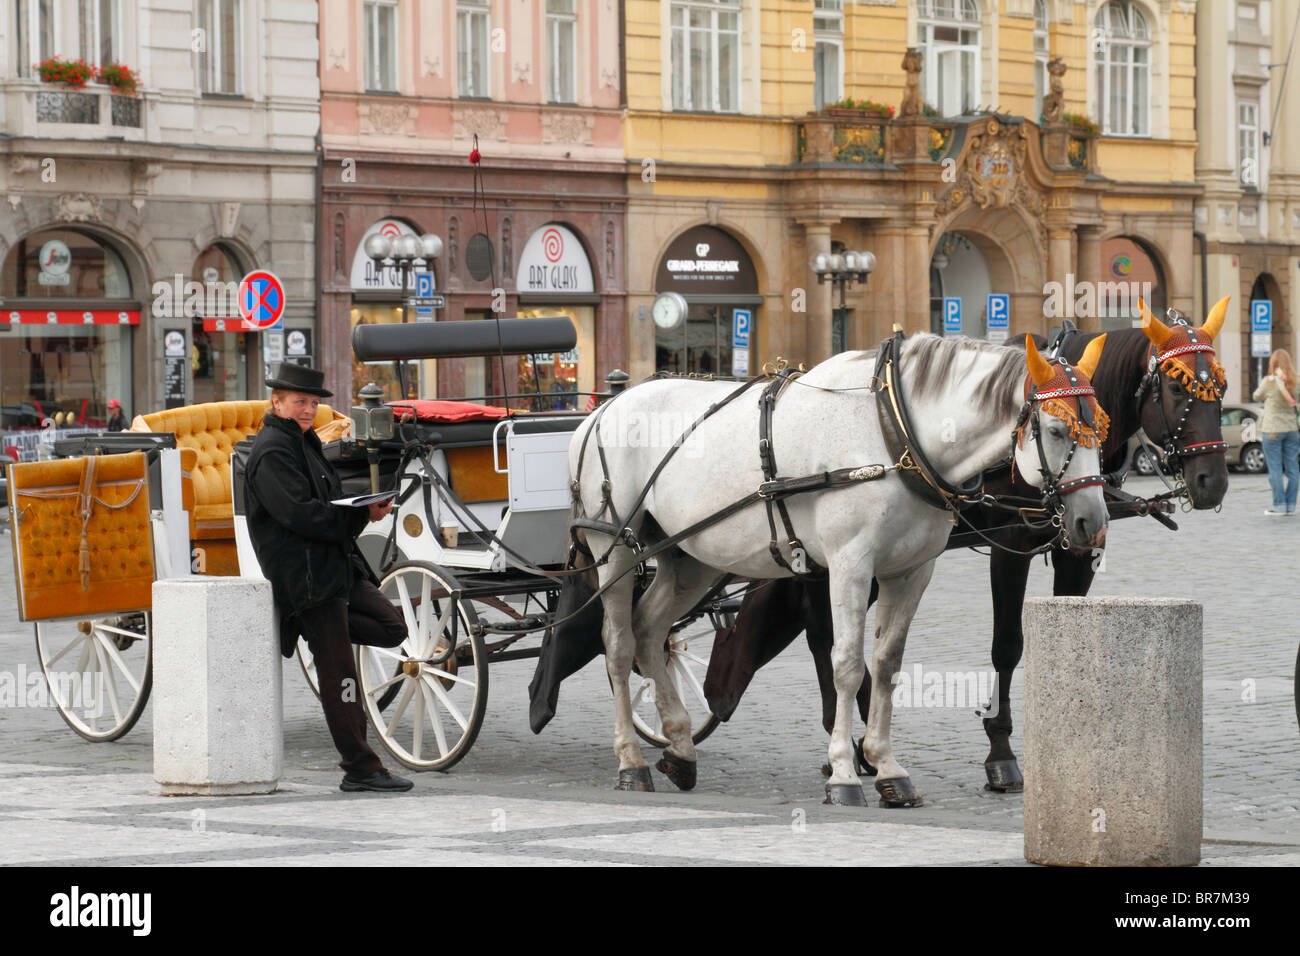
801, 220, 834, 365
1075, 225, 1103, 333
903, 225, 932, 334
1047, 225, 1075, 335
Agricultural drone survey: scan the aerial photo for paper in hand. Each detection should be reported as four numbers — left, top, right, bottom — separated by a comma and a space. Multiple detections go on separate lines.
330, 491, 399, 508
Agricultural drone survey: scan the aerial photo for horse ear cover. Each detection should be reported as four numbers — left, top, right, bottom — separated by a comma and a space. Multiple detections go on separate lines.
1201, 295, 1230, 342
1077, 333, 1107, 380
1139, 299, 1173, 347
1025, 334, 1054, 387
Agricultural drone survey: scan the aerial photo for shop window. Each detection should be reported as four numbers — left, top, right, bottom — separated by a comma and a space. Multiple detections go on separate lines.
670, 0, 741, 113
191, 244, 250, 404
1095, 0, 1150, 137
516, 304, 594, 411
917, 0, 981, 118
1, 229, 133, 438
350, 304, 425, 405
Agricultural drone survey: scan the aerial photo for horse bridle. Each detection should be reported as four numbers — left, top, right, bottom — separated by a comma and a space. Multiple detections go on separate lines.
1135, 308, 1228, 480
1012, 359, 1108, 543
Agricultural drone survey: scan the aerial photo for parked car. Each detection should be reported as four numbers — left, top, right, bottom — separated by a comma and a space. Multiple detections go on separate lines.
1127, 402, 1269, 476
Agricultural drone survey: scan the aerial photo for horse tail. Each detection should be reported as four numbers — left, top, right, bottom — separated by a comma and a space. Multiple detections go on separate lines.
527, 502, 606, 734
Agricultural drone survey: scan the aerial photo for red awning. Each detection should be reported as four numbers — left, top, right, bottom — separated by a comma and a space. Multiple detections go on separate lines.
9, 309, 140, 326
200, 317, 258, 332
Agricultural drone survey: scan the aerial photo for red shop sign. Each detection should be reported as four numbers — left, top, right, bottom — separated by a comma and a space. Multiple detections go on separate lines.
9, 309, 141, 326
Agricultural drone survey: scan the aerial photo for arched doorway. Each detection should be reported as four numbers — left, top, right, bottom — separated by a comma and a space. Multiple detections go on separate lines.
191, 243, 252, 404
1247, 273, 1283, 395
929, 232, 991, 337
1099, 236, 1166, 330
654, 225, 761, 376
0, 227, 138, 438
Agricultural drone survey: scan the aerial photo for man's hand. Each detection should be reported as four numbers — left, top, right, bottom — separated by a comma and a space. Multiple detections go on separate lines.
368, 500, 394, 523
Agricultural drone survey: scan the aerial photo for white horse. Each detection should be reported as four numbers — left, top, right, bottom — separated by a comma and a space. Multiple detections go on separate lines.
567, 333, 1110, 806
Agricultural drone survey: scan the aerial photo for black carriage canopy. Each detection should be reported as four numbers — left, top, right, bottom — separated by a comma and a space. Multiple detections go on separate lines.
351, 316, 578, 361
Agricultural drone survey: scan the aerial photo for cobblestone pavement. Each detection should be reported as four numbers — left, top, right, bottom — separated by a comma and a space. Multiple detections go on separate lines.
0, 474, 1295, 865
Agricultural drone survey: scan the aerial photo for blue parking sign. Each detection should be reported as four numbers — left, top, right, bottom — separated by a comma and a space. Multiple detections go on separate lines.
416, 272, 435, 297
943, 297, 962, 335
732, 308, 751, 349
987, 294, 1009, 328
1251, 299, 1272, 333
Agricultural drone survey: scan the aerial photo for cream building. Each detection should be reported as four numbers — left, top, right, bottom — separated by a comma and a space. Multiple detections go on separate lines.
0, 0, 319, 438
1195, 0, 1300, 401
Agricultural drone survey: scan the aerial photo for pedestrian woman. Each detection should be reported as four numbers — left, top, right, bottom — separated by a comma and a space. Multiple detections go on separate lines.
106, 399, 127, 432
244, 363, 414, 792
1252, 349, 1300, 515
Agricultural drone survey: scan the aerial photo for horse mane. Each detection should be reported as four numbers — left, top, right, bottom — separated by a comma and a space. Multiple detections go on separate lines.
901, 333, 1025, 423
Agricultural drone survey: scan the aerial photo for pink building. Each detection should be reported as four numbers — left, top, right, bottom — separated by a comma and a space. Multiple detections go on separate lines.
318, 0, 627, 404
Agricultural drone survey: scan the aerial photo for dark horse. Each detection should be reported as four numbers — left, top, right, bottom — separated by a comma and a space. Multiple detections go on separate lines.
699, 301, 1232, 791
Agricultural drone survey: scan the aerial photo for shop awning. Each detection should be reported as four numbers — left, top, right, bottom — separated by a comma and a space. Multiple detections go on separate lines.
9, 309, 141, 325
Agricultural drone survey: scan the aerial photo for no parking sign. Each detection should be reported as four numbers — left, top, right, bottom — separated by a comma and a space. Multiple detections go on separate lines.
238, 271, 286, 331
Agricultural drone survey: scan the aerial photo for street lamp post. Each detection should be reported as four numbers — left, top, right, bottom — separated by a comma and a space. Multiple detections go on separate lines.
363, 231, 443, 399
812, 250, 876, 354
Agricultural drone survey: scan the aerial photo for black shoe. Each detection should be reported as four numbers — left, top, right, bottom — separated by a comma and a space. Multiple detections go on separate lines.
340, 769, 414, 793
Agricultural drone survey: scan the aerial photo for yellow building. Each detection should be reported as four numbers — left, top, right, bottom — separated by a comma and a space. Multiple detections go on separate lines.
623, 0, 1200, 381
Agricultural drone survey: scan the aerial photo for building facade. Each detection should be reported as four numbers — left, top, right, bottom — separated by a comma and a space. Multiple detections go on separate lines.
624, 0, 1200, 382
318, 0, 627, 407
1195, 0, 1299, 402
0, 0, 319, 445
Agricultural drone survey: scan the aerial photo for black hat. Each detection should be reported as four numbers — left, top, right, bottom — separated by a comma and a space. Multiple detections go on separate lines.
265, 362, 332, 398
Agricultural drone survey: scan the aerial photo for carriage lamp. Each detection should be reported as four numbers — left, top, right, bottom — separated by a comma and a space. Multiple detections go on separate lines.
351, 383, 395, 443
604, 369, 630, 395
812, 250, 875, 354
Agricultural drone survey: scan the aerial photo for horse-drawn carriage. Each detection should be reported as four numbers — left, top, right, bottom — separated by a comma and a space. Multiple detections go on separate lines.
4, 315, 731, 766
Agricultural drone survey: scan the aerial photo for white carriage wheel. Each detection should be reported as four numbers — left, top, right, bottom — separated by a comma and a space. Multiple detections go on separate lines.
359, 561, 489, 772
631, 624, 721, 748
33, 612, 152, 742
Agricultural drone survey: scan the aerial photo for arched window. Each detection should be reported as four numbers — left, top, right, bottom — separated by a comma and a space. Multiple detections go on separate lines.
1034, 0, 1050, 120
918, 0, 981, 118
1095, 1, 1150, 136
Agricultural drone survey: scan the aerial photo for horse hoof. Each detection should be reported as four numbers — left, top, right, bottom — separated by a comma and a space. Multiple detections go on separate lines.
853, 738, 878, 777
875, 776, 923, 807
655, 752, 697, 791
984, 758, 1024, 792
615, 767, 654, 792
824, 783, 867, 807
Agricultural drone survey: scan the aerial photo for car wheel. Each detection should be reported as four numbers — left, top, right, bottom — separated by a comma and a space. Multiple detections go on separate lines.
1132, 447, 1156, 476
1240, 443, 1267, 474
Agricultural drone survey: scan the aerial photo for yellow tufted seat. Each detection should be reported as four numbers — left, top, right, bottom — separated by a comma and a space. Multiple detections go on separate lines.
128, 399, 350, 574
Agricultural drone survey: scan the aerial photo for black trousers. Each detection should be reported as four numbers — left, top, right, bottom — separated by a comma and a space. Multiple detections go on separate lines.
296, 576, 407, 776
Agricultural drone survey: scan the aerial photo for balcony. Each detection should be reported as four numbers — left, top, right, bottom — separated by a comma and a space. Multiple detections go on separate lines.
2, 80, 149, 141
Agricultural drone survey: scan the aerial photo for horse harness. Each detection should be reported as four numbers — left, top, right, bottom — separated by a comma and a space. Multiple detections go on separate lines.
1136, 308, 1228, 474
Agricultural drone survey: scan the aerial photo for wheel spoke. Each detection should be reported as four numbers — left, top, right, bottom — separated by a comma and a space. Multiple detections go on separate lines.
394, 576, 418, 640
93, 628, 143, 695
421, 667, 475, 689
677, 651, 709, 668
412, 681, 425, 761
675, 656, 711, 711
366, 670, 405, 699
93, 638, 124, 727
44, 630, 86, 670
423, 675, 469, 731
96, 623, 145, 642
418, 677, 449, 756
417, 574, 432, 653
385, 677, 418, 737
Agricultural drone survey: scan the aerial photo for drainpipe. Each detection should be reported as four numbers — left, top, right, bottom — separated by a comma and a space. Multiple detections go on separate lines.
1193, 230, 1208, 319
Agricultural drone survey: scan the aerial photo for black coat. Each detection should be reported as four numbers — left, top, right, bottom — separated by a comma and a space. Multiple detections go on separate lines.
244, 412, 373, 657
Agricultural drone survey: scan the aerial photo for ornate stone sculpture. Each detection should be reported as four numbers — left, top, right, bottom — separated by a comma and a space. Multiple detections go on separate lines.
900, 47, 924, 118
1042, 57, 1066, 124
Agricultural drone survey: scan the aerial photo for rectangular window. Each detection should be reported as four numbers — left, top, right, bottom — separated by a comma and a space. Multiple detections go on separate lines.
458, 0, 490, 98
813, 0, 843, 109
364, 1, 397, 92
16, 0, 57, 78
79, 0, 118, 66
546, 0, 576, 104
670, 0, 741, 113
1239, 101, 1259, 186
198, 0, 241, 94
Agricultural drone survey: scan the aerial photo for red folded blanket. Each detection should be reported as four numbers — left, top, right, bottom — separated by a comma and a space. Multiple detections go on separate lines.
388, 400, 510, 423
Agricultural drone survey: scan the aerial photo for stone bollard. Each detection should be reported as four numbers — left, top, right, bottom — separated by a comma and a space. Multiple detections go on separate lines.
153, 577, 281, 795
1022, 597, 1202, 866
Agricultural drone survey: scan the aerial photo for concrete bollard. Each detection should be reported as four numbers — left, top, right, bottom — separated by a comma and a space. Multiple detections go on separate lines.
1022, 597, 1202, 867
153, 577, 281, 795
